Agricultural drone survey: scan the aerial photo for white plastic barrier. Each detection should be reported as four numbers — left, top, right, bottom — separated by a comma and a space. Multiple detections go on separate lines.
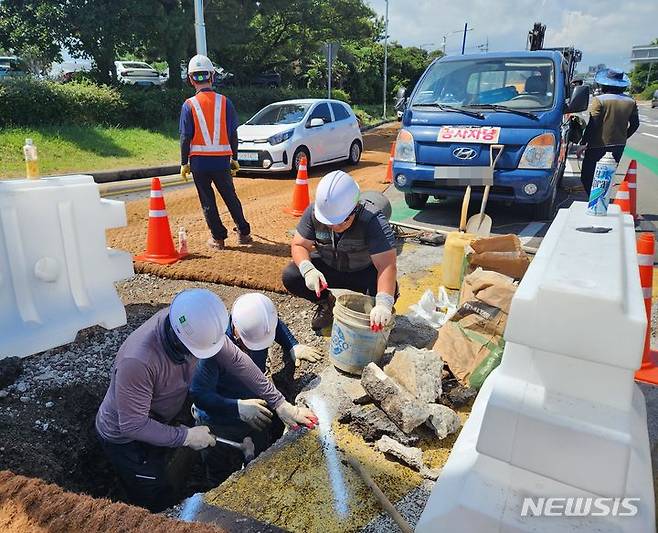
417, 202, 655, 533
0, 176, 133, 359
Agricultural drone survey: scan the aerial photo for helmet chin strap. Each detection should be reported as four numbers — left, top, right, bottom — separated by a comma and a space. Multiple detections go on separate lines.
162, 315, 192, 364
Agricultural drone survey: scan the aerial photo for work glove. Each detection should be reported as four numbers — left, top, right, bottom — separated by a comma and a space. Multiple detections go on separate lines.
291, 344, 323, 367
180, 163, 191, 181
370, 293, 394, 332
183, 425, 216, 451
299, 260, 328, 298
576, 145, 587, 159
275, 401, 318, 430
230, 159, 240, 177
237, 398, 273, 430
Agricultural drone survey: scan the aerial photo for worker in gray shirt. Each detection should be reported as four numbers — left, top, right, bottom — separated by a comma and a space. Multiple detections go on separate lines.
577, 68, 640, 194
95, 288, 316, 512
281, 170, 398, 332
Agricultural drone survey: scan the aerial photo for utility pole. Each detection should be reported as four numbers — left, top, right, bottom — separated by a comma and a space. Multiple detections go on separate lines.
383, 0, 389, 118
194, 0, 207, 55
442, 36, 447, 55
461, 22, 468, 55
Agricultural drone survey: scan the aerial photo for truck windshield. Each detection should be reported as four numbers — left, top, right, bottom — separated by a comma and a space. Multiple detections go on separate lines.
411, 57, 555, 111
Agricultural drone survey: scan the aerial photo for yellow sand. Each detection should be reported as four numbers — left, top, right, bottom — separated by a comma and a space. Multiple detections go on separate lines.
205, 404, 473, 533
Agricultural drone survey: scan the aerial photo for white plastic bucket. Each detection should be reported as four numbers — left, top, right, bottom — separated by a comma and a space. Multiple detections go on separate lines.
329, 293, 393, 375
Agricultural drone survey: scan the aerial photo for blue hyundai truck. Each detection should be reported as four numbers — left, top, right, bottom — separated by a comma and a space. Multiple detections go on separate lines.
393, 44, 590, 220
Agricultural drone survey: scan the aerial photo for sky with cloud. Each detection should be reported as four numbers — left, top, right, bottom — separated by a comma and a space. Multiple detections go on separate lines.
366, 0, 658, 72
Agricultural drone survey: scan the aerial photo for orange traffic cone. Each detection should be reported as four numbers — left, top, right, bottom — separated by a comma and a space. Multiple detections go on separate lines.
284, 155, 310, 216
635, 232, 658, 384
624, 160, 638, 219
612, 180, 631, 214
383, 142, 395, 184
135, 178, 186, 265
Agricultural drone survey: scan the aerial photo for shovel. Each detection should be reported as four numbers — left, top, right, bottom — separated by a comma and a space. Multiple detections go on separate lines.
466, 144, 504, 236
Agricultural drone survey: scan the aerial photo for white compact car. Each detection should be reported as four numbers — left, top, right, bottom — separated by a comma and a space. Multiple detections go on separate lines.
114, 61, 165, 87
236, 99, 363, 174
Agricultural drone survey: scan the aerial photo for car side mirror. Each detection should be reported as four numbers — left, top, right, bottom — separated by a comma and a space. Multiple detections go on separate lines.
566, 84, 589, 114
309, 118, 324, 128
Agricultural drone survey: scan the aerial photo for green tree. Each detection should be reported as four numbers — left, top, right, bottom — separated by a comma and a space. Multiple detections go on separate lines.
630, 39, 658, 93
0, 0, 63, 74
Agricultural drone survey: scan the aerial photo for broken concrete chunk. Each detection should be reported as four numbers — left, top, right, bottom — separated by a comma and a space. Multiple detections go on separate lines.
376, 435, 425, 470
447, 385, 477, 408
361, 363, 430, 434
340, 379, 370, 405
340, 404, 419, 446
383, 346, 443, 403
426, 403, 461, 440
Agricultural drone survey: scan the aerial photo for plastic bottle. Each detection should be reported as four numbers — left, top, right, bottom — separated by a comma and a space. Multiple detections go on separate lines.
178, 226, 188, 255
23, 138, 40, 180
587, 152, 618, 216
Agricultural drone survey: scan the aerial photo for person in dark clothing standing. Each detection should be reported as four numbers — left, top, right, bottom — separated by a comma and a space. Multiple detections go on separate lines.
190, 292, 321, 484
577, 68, 640, 195
281, 170, 398, 332
180, 54, 251, 250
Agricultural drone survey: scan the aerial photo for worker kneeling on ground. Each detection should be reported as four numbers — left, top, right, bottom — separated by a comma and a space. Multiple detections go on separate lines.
190, 292, 322, 485
95, 289, 316, 512
282, 170, 397, 332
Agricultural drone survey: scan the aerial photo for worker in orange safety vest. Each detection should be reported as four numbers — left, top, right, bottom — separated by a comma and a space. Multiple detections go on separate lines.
179, 54, 252, 250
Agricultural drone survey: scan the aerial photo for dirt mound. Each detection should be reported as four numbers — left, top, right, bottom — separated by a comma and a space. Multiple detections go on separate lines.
107, 124, 398, 292
0, 470, 224, 533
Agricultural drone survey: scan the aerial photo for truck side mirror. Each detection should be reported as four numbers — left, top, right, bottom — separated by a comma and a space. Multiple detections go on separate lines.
566, 85, 589, 114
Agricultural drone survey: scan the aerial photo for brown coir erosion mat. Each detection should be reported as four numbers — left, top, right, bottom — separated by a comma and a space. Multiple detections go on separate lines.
107, 124, 399, 292
0, 470, 224, 533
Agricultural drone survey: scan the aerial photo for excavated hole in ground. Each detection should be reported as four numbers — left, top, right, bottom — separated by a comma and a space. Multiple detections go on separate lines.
0, 274, 322, 513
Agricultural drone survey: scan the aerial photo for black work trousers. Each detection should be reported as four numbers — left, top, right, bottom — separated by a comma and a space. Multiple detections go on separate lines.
192, 168, 250, 241
580, 145, 624, 196
97, 433, 177, 512
282, 257, 381, 302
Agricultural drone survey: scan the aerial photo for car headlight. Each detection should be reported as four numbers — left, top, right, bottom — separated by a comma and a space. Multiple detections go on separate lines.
267, 130, 294, 145
519, 133, 555, 169
395, 129, 415, 163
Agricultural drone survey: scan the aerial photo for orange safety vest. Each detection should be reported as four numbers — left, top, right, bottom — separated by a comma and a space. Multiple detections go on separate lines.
186, 92, 233, 157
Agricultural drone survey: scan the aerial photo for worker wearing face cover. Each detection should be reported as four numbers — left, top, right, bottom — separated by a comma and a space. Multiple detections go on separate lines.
95, 288, 316, 512
190, 292, 322, 484
281, 170, 398, 332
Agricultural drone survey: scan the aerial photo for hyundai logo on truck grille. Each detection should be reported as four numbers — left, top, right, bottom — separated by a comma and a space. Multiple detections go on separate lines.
453, 147, 478, 160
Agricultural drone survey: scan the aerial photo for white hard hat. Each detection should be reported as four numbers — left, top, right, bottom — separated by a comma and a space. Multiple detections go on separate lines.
169, 289, 228, 359
314, 170, 361, 225
231, 293, 278, 351
188, 54, 214, 75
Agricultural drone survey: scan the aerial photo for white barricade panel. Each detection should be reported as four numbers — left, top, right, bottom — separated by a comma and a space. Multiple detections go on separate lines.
0, 176, 133, 359
416, 202, 655, 533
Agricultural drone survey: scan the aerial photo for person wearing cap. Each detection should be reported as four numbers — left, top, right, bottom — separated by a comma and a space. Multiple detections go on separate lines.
190, 292, 322, 484
95, 289, 316, 511
281, 170, 397, 332
180, 54, 252, 250
576, 68, 640, 194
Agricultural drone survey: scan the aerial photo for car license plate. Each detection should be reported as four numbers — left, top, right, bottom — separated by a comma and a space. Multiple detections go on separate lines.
238, 152, 259, 161
438, 126, 501, 144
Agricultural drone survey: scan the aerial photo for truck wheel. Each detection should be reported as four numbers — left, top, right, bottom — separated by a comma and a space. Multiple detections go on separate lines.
404, 193, 429, 209
532, 187, 556, 221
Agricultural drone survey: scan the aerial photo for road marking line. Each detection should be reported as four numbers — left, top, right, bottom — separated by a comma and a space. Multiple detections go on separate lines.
519, 222, 545, 245
641, 132, 658, 139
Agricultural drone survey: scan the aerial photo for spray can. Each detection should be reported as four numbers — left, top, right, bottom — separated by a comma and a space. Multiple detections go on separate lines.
587, 152, 618, 216
23, 138, 40, 180
178, 226, 188, 255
